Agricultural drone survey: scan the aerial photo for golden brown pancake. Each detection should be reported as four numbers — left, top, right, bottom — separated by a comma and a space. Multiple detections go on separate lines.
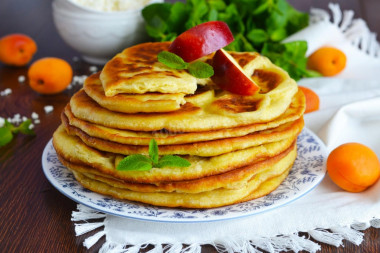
70, 162, 292, 208
84, 72, 187, 113
58, 142, 296, 194
64, 89, 305, 145
62, 111, 303, 156
70, 84, 298, 132
53, 125, 297, 183
100, 42, 197, 96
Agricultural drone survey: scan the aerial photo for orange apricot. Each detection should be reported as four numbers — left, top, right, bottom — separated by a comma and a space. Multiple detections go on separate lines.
28, 57, 73, 95
307, 47, 346, 76
299, 86, 319, 113
327, 143, 380, 192
0, 34, 37, 66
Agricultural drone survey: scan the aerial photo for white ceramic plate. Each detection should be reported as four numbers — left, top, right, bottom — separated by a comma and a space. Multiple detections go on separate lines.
42, 128, 327, 223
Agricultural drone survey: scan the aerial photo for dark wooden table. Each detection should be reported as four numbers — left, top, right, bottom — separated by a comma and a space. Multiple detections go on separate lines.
1, 0, 379, 252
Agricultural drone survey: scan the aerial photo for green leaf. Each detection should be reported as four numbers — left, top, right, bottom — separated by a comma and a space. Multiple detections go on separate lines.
156, 155, 191, 168
208, 0, 226, 11
261, 41, 309, 81
145, 25, 165, 41
142, 3, 172, 27
185, 0, 209, 29
142, 3, 172, 41
269, 28, 287, 42
266, 0, 288, 30
116, 154, 153, 171
0, 127, 13, 147
252, 1, 269, 15
17, 119, 35, 135
208, 8, 218, 21
158, 51, 189, 69
167, 2, 189, 34
4, 120, 15, 131
188, 61, 214, 78
303, 69, 322, 78
149, 139, 159, 164
246, 29, 268, 44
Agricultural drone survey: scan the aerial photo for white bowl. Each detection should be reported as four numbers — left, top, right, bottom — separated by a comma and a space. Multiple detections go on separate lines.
52, 0, 163, 64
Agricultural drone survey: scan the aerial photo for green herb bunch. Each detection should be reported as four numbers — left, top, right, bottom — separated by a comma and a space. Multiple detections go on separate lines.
142, 0, 320, 80
116, 139, 191, 171
0, 119, 35, 147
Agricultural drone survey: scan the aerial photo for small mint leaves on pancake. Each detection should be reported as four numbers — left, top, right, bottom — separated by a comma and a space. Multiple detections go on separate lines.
117, 139, 191, 171
158, 51, 214, 79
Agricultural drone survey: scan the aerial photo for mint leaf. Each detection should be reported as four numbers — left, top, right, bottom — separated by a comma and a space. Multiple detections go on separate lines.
303, 69, 322, 78
0, 118, 35, 147
0, 127, 13, 147
158, 51, 214, 79
247, 29, 268, 45
188, 61, 214, 78
17, 119, 35, 135
158, 51, 188, 69
261, 41, 309, 81
156, 155, 191, 168
4, 120, 15, 131
149, 139, 159, 164
116, 154, 152, 171
117, 139, 191, 171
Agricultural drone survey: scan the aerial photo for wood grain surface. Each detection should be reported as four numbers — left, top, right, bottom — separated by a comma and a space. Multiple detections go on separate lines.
1, 0, 379, 252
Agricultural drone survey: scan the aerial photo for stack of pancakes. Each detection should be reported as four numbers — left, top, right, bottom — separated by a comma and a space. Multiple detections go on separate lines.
53, 42, 305, 208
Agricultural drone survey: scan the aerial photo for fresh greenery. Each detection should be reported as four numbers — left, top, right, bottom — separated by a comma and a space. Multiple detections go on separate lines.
116, 139, 191, 171
261, 41, 321, 79
158, 51, 214, 78
0, 119, 35, 147
143, 0, 318, 80
158, 51, 189, 69
188, 61, 214, 78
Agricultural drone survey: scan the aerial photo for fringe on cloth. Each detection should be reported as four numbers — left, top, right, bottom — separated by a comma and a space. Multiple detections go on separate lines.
310, 3, 380, 58
71, 204, 377, 253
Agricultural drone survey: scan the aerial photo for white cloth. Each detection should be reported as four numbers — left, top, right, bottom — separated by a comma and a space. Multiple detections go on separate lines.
72, 4, 380, 253
284, 3, 380, 80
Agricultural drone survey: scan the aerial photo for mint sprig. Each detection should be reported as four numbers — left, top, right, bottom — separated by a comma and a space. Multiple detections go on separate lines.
116, 139, 191, 171
158, 51, 188, 69
157, 51, 214, 78
0, 119, 35, 147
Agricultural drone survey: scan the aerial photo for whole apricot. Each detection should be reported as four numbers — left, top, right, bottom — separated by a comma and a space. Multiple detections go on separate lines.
0, 34, 37, 66
298, 86, 320, 113
307, 47, 347, 76
28, 57, 73, 95
327, 143, 380, 192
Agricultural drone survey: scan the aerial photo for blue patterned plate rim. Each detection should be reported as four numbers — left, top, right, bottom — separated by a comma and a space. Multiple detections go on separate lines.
42, 127, 327, 223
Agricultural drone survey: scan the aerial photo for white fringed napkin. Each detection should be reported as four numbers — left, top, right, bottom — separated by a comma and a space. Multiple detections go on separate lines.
72, 4, 380, 252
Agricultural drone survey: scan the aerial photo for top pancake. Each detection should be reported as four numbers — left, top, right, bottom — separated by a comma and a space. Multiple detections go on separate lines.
71, 57, 298, 131
100, 42, 197, 96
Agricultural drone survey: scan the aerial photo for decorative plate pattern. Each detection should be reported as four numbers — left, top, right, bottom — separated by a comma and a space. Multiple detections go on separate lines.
42, 128, 327, 223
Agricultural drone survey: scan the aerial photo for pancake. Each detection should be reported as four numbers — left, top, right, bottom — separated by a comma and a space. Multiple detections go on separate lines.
62, 111, 303, 156
58, 143, 296, 194
99, 42, 197, 96
64, 89, 305, 145
70, 161, 292, 208
84, 72, 187, 113
70, 80, 298, 132
53, 125, 296, 183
